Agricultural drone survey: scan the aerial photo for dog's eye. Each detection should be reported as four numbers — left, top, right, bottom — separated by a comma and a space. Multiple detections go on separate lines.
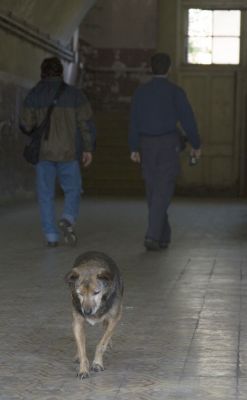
93, 290, 100, 296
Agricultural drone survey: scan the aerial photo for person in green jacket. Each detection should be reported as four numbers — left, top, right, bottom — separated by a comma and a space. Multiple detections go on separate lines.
20, 57, 94, 247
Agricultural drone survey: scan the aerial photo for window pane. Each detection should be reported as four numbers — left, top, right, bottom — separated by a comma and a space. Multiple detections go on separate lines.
188, 9, 212, 36
212, 38, 240, 64
187, 8, 241, 64
188, 37, 212, 64
213, 10, 241, 36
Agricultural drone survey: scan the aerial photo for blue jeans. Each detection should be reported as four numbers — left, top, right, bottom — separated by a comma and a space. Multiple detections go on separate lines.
36, 160, 82, 242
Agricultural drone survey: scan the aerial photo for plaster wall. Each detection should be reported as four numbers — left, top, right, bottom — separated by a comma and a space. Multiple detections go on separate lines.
80, 0, 157, 49
0, 35, 52, 203
157, 0, 178, 66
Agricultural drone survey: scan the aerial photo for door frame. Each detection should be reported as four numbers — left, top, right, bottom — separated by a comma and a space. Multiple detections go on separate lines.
177, 0, 247, 195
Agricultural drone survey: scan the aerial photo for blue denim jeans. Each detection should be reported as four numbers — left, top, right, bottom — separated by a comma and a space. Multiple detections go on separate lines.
36, 160, 82, 242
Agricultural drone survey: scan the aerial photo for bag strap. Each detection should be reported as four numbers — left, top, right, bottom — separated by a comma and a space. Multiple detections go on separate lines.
20, 81, 66, 138
43, 81, 66, 140
46, 81, 66, 118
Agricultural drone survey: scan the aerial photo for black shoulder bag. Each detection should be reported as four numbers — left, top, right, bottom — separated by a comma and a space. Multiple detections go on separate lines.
22, 82, 66, 165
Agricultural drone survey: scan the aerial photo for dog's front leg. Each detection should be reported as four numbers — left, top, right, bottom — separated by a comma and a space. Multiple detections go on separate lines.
92, 315, 120, 372
72, 312, 89, 379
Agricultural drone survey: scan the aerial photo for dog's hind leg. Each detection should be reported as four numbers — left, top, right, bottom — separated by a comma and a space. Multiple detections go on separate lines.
72, 312, 90, 379
92, 314, 121, 372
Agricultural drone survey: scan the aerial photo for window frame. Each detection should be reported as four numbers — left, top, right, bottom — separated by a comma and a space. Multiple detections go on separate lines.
184, 8, 241, 65
180, 3, 245, 69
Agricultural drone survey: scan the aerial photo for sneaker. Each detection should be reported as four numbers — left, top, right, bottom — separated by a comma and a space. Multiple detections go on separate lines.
59, 218, 77, 247
144, 238, 160, 251
47, 241, 59, 248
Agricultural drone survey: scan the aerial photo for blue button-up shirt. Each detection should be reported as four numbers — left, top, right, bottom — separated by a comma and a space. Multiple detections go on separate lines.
129, 77, 201, 151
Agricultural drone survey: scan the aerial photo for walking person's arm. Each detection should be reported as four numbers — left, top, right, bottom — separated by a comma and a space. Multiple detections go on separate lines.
75, 92, 94, 167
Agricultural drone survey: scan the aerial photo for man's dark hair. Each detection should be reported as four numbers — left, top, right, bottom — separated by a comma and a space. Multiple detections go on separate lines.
151, 53, 171, 75
41, 57, 64, 79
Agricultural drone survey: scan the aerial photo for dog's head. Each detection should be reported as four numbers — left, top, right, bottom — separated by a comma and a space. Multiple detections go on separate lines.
65, 265, 113, 317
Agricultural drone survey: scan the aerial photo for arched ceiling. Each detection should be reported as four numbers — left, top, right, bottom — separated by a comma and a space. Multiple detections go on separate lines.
0, 0, 97, 83
0, 0, 96, 45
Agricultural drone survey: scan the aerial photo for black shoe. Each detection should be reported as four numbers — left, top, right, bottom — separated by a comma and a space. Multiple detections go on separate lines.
144, 238, 160, 251
59, 218, 77, 246
47, 241, 59, 248
159, 241, 170, 249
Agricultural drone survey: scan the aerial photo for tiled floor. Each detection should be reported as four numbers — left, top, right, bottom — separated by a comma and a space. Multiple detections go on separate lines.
1, 197, 247, 399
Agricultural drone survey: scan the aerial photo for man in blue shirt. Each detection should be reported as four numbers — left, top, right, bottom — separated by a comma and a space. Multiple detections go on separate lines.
129, 53, 201, 251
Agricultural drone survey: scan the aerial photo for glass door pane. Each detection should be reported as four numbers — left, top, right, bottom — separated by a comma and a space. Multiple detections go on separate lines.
213, 10, 241, 36
212, 38, 240, 64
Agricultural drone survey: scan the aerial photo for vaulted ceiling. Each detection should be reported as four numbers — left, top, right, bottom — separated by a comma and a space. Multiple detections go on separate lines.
0, 0, 97, 83
0, 0, 96, 44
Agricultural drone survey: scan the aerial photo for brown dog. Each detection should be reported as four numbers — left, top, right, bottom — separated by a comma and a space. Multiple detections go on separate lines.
65, 251, 123, 379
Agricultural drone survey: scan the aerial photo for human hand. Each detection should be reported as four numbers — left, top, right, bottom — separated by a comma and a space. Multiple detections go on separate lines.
82, 152, 93, 167
190, 148, 201, 159
130, 152, 141, 163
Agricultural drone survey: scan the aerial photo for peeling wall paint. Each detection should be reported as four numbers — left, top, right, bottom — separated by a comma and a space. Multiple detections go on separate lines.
79, 0, 157, 110
79, 42, 154, 110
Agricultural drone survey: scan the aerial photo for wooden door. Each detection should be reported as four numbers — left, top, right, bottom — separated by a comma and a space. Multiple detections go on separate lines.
176, 3, 247, 195
177, 67, 241, 194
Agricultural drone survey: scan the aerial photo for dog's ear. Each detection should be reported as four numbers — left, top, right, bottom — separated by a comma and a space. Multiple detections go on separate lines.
97, 271, 113, 288
64, 269, 79, 286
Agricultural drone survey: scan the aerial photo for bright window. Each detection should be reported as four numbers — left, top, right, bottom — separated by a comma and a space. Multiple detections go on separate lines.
187, 9, 241, 64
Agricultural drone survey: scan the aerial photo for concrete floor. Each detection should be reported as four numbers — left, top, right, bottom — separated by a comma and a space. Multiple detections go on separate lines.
1, 197, 247, 400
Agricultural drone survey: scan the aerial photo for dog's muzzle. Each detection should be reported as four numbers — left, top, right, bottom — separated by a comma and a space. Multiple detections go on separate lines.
83, 308, 93, 317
